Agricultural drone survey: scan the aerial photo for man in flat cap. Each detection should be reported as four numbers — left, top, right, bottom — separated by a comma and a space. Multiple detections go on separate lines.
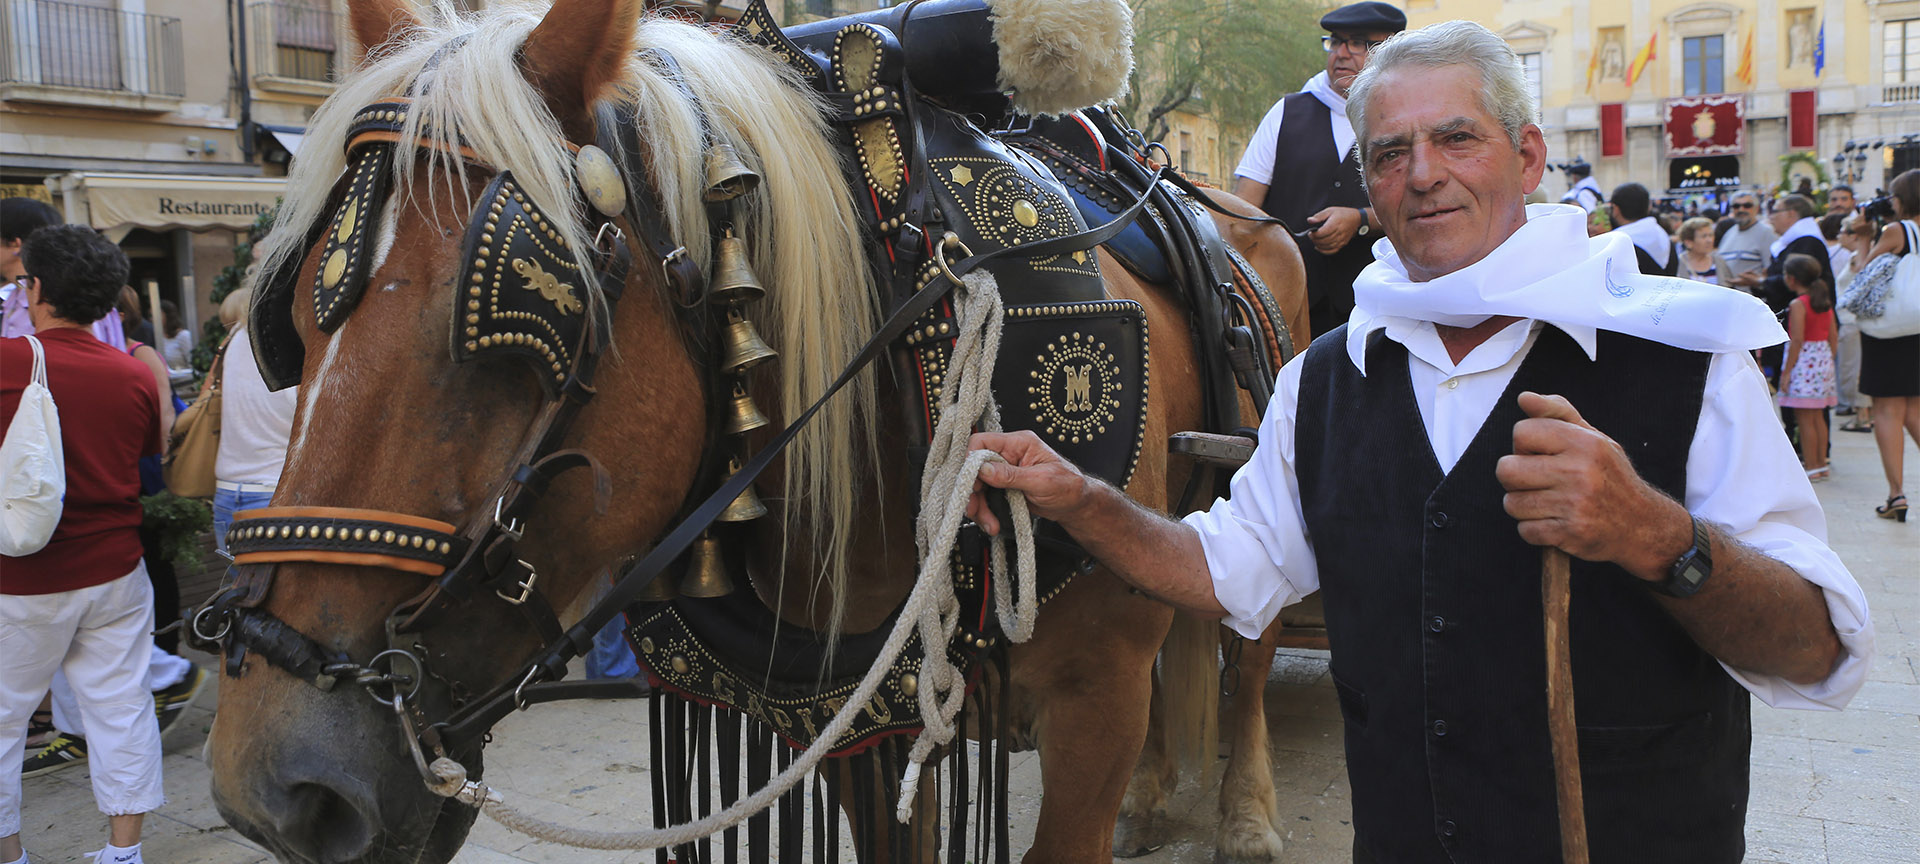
1234, 0, 1406, 339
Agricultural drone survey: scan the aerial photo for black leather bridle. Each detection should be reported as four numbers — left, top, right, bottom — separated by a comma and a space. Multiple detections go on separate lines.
192, 78, 1163, 783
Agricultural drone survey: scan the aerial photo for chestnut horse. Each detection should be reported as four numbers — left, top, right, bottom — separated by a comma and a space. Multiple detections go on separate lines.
203, 0, 1305, 861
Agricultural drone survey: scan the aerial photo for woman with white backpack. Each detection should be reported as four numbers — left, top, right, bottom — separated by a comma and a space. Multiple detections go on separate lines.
1843, 169, 1920, 522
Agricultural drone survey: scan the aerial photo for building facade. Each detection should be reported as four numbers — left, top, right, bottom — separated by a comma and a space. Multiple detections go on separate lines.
1400, 0, 1920, 208
0, 0, 886, 337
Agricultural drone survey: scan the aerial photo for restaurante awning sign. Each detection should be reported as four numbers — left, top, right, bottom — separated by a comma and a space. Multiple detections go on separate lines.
67, 173, 286, 233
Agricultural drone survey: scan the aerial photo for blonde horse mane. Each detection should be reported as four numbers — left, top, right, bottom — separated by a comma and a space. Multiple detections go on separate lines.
254, 0, 879, 636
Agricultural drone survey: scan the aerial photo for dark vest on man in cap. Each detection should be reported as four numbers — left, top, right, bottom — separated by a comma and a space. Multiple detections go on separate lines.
1261, 94, 1374, 340
1294, 325, 1751, 864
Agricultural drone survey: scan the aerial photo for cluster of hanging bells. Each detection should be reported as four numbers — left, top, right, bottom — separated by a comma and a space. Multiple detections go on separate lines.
643, 143, 770, 602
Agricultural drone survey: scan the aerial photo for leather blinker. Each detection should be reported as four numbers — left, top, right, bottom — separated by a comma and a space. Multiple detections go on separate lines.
451, 170, 590, 396
313, 142, 398, 333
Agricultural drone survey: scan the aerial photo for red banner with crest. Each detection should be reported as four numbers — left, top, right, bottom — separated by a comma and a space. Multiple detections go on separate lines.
1664, 95, 1744, 157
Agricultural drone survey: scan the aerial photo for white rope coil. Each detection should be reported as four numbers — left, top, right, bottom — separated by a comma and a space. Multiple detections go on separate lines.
423, 268, 1039, 848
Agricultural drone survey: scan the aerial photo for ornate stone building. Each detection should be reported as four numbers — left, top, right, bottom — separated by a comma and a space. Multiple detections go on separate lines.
1399, 0, 1920, 205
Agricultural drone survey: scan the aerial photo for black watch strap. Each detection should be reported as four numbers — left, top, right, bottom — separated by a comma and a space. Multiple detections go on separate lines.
1649, 515, 1712, 598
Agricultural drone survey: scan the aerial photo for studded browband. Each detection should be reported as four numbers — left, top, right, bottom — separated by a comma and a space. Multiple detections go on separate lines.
226, 506, 461, 577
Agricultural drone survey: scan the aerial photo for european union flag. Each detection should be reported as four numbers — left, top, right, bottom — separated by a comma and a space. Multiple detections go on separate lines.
1815, 19, 1826, 77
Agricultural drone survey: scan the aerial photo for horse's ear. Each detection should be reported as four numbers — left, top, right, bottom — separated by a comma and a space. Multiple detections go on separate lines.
518, 0, 643, 143
347, 0, 421, 62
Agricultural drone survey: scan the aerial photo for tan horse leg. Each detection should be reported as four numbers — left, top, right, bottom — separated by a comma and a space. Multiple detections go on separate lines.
1012, 570, 1174, 863
1114, 671, 1179, 856
1214, 621, 1286, 862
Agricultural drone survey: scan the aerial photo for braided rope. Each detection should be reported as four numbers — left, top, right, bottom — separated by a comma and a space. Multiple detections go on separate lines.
423, 269, 1038, 849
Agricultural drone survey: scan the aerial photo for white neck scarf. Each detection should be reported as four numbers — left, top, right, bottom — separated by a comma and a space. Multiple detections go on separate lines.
1770, 216, 1823, 257
1613, 216, 1673, 268
1349, 204, 1785, 369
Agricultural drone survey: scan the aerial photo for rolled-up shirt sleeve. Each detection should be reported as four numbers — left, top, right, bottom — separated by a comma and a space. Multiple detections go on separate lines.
1182, 355, 1320, 638
1689, 351, 1874, 709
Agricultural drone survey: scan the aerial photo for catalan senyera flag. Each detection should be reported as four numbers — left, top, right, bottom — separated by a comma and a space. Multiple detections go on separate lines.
1626, 31, 1658, 87
1736, 27, 1755, 87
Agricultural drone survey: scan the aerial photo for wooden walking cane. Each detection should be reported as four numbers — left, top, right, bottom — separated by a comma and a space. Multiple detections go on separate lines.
1542, 547, 1589, 864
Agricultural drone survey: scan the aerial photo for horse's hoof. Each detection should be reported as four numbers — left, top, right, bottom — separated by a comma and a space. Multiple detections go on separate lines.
1113, 810, 1170, 858
1212, 824, 1284, 864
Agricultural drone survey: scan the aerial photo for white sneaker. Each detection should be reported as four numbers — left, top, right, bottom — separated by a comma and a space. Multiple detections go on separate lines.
90, 844, 141, 864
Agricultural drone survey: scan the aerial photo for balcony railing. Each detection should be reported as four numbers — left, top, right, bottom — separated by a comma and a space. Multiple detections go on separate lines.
249, 2, 337, 84
1883, 82, 1920, 104
0, 0, 184, 98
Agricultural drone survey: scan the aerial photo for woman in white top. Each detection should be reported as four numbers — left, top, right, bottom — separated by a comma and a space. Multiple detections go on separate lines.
210, 288, 299, 552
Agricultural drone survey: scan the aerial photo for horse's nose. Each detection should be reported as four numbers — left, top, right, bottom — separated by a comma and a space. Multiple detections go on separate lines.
269, 777, 380, 862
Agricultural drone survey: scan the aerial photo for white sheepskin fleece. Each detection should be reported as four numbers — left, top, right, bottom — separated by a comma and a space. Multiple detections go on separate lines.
988, 0, 1133, 116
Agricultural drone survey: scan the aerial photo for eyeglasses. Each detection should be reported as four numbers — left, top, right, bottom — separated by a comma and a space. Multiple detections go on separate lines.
1323, 34, 1386, 53
1730, 202, 1757, 210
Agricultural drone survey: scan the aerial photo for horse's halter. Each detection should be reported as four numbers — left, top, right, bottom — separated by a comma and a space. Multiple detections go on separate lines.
194, 93, 698, 766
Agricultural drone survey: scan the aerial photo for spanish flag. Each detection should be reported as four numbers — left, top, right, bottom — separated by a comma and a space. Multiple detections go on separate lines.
1587, 43, 1601, 93
1736, 26, 1755, 87
1626, 31, 1658, 87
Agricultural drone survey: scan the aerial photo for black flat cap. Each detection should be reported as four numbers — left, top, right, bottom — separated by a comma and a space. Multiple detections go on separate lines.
1321, 2, 1407, 33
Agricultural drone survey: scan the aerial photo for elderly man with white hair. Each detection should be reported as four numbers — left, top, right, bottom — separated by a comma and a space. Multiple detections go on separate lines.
966, 19, 1871, 863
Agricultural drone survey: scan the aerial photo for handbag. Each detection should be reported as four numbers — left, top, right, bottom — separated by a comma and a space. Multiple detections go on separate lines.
1, 334, 65, 557
1857, 220, 1920, 340
164, 333, 229, 498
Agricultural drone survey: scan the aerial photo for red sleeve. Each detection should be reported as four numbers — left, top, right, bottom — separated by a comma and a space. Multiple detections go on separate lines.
1, 338, 27, 434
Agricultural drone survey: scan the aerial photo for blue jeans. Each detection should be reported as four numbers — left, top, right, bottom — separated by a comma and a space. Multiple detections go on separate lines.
213, 487, 275, 556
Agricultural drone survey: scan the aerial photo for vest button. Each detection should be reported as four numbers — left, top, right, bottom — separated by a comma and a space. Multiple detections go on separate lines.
1429, 511, 1450, 529
1439, 819, 1458, 840
1333, 180, 1342, 187
1429, 616, 1446, 633
1432, 719, 1448, 737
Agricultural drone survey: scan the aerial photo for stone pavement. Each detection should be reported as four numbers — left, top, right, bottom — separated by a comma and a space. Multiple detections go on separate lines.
15, 428, 1917, 863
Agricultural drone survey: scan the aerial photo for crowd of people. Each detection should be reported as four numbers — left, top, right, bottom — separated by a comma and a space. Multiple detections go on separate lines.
0, 197, 296, 864
1573, 176, 1920, 524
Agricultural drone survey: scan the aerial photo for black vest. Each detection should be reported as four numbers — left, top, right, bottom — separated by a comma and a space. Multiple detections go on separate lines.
1295, 325, 1751, 864
1260, 92, 1373, 340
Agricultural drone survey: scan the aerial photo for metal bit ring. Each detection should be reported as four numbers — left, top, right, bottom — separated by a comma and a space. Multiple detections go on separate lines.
933, 232, 975, 287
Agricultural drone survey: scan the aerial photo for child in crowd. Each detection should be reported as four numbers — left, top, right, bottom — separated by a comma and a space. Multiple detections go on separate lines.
1778, 252, 1840, 480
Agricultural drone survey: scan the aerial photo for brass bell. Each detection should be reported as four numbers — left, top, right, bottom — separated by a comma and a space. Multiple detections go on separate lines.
709, 232, 766, 305
703, 143, 761, 202
680, 533, 735, 598
717, 458, 769, 523
720, 308, 777, 374
724, 382, 770, 435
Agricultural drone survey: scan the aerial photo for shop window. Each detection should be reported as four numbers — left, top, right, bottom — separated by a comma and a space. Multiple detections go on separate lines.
249, 2, 337, 83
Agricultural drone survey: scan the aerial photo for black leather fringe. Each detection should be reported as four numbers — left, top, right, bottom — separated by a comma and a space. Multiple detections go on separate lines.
646, 649, 1014, 862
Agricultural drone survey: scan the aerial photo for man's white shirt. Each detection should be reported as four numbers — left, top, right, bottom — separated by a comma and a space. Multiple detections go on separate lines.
1182, 318, 1874, 712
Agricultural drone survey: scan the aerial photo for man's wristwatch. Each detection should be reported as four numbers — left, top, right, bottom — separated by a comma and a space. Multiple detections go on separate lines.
1356, 207, 1371, 237
1648, 515, 1713, 598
